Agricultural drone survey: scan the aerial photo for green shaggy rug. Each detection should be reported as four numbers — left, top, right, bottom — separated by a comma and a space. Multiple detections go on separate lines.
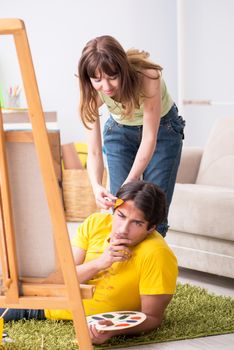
1, 283, 234, 350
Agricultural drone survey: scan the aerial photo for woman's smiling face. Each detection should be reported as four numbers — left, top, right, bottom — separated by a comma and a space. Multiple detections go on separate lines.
90, 71, 120, 98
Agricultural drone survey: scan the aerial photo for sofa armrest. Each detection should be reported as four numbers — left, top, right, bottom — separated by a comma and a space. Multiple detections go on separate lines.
176, 147, 203, 183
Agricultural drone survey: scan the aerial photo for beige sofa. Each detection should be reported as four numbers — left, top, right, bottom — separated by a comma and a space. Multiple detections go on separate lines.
166, 117, 234, 278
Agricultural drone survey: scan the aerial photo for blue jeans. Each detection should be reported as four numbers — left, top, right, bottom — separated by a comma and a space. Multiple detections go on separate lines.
103, 104, 185, 237
0, 308, 45, 322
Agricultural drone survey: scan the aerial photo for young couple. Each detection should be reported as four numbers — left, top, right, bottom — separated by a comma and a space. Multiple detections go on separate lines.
1, 35, 183, 345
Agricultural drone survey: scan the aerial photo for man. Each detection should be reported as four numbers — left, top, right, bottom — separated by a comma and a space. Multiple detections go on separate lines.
0, 181, 178, 345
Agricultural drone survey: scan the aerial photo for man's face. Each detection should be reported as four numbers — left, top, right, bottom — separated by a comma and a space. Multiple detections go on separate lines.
111, 200, 155, 246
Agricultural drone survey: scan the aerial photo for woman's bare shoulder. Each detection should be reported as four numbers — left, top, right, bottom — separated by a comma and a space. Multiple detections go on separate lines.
141, 69, 161, 96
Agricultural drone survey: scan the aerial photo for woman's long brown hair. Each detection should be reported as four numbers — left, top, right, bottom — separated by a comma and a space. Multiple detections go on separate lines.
78, 35, 162, 128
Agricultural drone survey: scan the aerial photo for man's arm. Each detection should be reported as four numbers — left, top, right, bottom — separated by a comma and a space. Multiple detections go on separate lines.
132, 294, 172, 332
72, 246, 109, 284
89, 294, 173, 344
72, 237, 132, 284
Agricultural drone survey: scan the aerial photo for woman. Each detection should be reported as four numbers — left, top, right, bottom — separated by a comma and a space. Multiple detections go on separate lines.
78, 35, 185, 236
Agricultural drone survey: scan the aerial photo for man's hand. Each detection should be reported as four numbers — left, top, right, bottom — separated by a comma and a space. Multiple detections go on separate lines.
73, 236, 132, 284
98, 236, 132, 269
89, 294, 174, 344
89, 324, 113, 344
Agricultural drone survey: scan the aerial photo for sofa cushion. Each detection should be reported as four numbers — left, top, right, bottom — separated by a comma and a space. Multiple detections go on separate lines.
196, 117, 234, 189
166, 231, 234, 278
168, 183, 234, 240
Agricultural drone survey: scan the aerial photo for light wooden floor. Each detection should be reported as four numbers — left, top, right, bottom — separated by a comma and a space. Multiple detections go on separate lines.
67, 223, 234, 350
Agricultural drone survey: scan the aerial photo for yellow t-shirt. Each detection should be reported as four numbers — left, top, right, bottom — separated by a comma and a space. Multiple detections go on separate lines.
45, 213, 178, 320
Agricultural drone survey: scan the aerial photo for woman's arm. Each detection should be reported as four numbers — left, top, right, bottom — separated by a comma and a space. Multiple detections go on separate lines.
124, 72, 162, 183
86, 96, 116, 208
86, 117, 104, 187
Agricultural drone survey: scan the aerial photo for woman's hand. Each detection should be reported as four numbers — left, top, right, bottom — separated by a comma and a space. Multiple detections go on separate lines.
94, 184, 117, 209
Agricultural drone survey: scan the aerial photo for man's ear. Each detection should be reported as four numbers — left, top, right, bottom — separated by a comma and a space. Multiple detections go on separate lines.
147, 225, 156, 234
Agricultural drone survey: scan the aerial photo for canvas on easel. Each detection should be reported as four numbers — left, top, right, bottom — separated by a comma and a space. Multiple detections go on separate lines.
0, 18, 93, 349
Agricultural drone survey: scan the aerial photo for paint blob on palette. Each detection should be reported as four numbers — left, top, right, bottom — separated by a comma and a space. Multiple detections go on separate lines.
87, 311, 146, 331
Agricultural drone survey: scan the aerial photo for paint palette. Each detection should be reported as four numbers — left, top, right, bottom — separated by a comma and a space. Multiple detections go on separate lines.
87, 311, 146, 331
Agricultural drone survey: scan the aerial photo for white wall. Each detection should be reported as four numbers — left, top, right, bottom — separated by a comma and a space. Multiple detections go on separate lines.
1, 0, 234, 147
0, 0, 177, 144
181, 0, 234, 146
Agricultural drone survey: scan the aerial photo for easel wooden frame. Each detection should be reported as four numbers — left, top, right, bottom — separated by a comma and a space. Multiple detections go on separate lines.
0, 18, 93, 349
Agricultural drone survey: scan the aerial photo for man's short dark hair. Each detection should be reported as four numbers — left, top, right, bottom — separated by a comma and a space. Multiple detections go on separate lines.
116, 181, 167, 229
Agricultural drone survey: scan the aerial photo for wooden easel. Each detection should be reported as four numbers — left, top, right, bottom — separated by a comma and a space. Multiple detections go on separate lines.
0, 19, 93, 349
